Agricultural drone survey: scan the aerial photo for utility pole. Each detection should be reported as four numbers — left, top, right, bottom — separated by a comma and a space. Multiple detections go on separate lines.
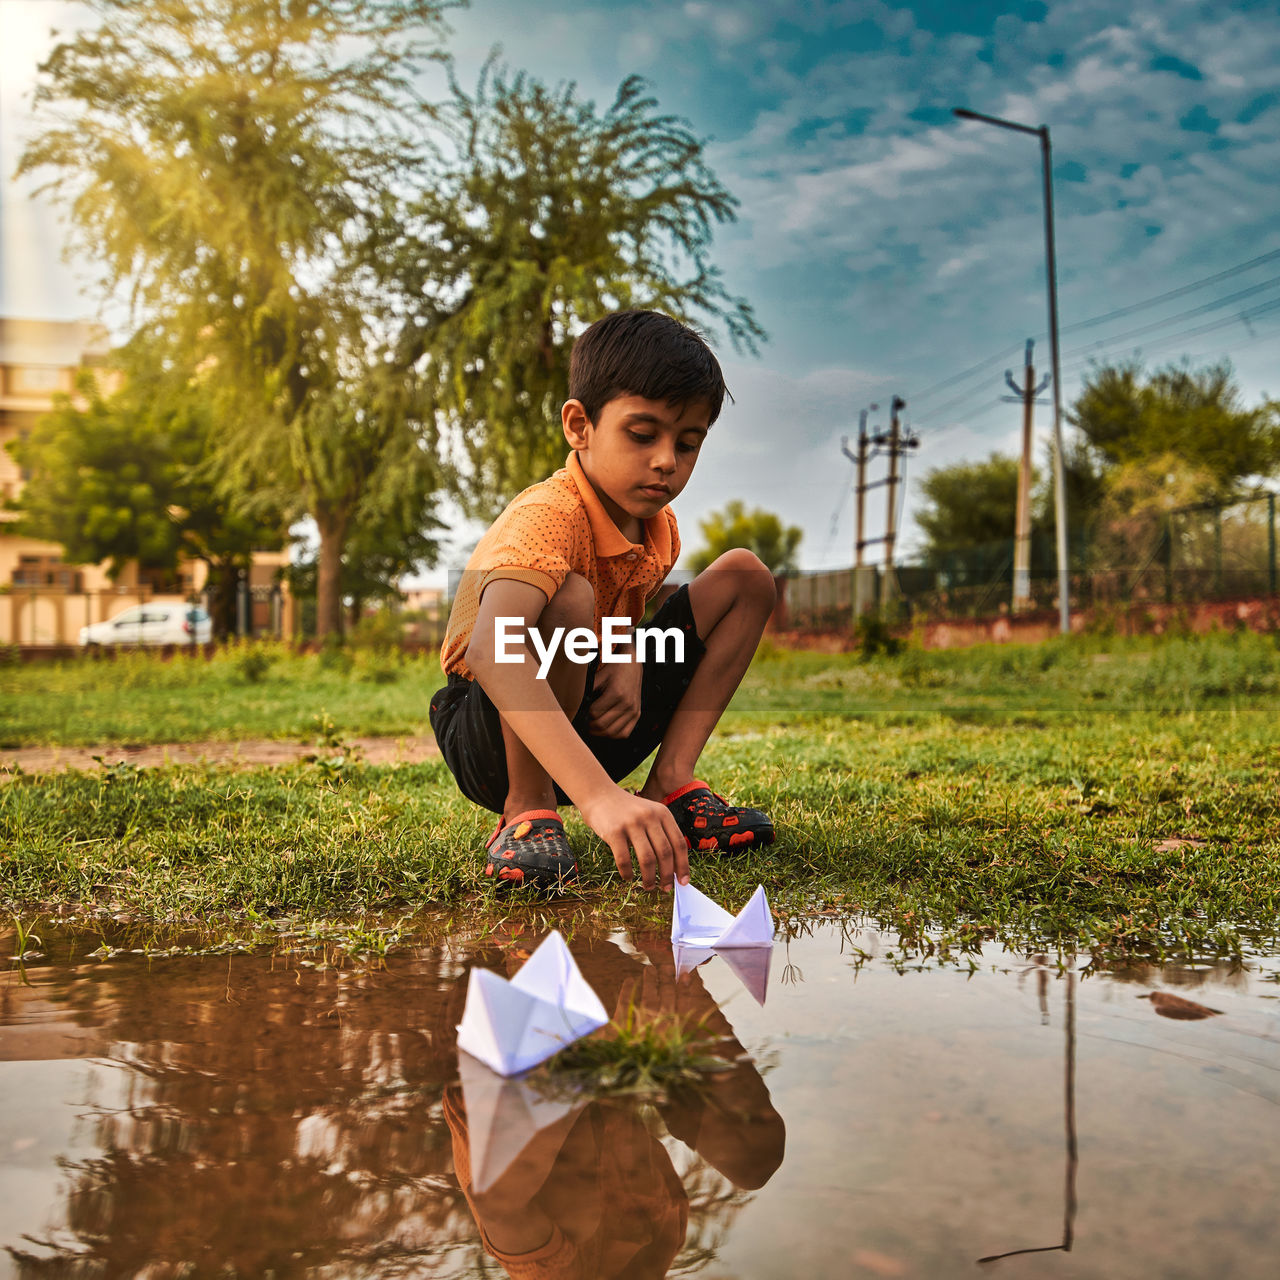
841, 404, 878, 616
841, 404, 878, 567
869, 396, 917, 609
884, 396, 904, 580
1004, 340, 1050, 612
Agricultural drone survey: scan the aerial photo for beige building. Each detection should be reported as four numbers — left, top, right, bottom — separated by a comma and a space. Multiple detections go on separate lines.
0, 317, 292, 645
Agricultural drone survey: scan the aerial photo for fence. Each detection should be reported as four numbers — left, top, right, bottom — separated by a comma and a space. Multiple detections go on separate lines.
0, 584, 293, 648
783, 491, 1280, 628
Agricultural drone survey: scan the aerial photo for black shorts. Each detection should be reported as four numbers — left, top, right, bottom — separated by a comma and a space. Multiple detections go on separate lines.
428, 584, 707, 814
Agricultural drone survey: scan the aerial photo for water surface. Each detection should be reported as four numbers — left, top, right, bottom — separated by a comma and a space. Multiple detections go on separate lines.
3, 921, 1279, 1279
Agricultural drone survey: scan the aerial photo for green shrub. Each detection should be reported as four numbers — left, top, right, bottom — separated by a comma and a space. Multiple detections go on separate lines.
855, 613, 905, 659
236, 644, 274, 684
317, 633, 353, 674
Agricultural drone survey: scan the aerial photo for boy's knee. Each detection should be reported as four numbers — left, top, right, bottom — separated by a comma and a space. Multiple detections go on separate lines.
543, 572, 595, 628
712, 549, 777, 612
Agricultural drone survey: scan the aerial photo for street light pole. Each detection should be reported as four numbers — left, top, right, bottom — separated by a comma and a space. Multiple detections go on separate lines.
953, 107, 1071, 635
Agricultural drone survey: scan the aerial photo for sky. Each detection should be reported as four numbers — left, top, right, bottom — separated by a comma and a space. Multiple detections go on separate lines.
3, 0, 1279, 577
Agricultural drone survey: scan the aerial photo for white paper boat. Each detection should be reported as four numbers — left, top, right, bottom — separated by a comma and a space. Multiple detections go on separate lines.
457, 1049, 586, 1193
456, 931, 609, 1077
671, 882, 774, 949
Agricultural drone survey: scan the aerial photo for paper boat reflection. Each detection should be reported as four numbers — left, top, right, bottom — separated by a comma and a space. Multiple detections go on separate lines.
456, 1050, 586, 1193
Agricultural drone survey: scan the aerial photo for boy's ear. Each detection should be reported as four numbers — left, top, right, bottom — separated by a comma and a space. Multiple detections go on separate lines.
562, 399, 592, 450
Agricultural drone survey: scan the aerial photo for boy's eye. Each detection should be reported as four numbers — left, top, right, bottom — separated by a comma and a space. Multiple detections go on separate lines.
677, 440, 701, 454
627, 431, 655, 445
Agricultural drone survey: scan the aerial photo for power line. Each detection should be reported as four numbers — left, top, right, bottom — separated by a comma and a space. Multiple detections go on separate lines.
1059, 245, 1280, 335
1057, 295, 1280, 380
908, 244, 1280, 419
908, 343, 1024, 408
1058, 272, 1280, 363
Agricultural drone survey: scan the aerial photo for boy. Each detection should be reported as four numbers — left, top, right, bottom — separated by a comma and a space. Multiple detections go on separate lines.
429, 310, 777, 892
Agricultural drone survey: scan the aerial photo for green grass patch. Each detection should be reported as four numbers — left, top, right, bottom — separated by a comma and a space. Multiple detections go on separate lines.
546, 1003, 731, 1094
0, 642, 439, 746
3, 630, 1279, 966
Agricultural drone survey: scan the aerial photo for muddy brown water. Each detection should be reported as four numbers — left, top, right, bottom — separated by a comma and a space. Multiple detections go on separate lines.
3, 921, 1279, 1279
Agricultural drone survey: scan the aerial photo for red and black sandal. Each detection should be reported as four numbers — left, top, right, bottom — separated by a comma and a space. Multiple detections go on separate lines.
484, 810, 579, 889
662, 781, 775, 854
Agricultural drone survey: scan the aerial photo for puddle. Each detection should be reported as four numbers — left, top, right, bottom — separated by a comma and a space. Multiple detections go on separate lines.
3, 922, 1280, 1278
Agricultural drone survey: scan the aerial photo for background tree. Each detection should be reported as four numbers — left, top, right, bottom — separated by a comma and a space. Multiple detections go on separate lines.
9, 336, 284, 634
289, 443, 446, 631
1067, 359, 1280, 507
914, 453, 1025, 567
18, 0, 452, 637
397, 63, 765, 519
688, 501, 801, 575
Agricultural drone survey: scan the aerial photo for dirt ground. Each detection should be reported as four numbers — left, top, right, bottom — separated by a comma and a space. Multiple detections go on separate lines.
0, 735, 440, 776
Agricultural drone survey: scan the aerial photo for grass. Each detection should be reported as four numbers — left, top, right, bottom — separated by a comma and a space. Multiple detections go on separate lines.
0, 641, 437, 747
545, 1003, 732, 1094
2, 629, 1279, 966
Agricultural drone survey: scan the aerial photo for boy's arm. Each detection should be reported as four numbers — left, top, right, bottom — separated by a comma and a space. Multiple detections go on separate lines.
466, 578, 689, 890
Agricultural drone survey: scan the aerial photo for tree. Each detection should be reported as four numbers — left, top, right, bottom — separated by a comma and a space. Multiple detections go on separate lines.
8, 334, 285, 635
914, 453, 1026, 566
689, 501, 801, 574
396, 63, 765, 519
18, 0, 452, 637
289, 446, 447, 631
1068, 359, 1280, 502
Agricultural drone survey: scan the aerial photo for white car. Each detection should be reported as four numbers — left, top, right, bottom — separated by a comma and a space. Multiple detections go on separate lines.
79, 603, 213, 647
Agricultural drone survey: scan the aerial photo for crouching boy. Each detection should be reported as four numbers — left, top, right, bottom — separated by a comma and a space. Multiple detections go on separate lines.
429, 310, 777, 891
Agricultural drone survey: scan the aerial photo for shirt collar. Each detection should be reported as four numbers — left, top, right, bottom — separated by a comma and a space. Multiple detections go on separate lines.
566, 451, 672, 563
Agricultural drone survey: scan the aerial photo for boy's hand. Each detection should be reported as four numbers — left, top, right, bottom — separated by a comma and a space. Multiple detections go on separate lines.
580, 788, 690, 891
587, 656, 644, 739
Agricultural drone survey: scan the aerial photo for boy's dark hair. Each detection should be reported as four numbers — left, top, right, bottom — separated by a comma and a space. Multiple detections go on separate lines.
569, 310, 728, 425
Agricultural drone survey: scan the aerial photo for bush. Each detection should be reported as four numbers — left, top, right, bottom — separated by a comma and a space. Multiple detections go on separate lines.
348, 609, 404, 655
236, 643, 274, 684
317, 633, 353, 674
855, 613, 905, 659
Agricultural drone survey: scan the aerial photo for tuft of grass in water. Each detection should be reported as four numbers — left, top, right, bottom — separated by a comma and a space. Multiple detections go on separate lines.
10, 914, 44, 961
544, 1003, 732, 1095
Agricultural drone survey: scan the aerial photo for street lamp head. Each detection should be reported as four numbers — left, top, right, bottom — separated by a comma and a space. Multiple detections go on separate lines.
952, 105, 1044, 138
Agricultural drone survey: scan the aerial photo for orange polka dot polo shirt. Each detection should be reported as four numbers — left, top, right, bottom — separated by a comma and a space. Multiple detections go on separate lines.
440, 451, 680, 680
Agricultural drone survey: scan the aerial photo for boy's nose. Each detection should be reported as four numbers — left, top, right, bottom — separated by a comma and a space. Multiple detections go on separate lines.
653, 443, 676, 473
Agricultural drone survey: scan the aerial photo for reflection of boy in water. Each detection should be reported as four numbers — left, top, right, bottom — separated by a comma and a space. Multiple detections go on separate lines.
444, 934, 785, 1280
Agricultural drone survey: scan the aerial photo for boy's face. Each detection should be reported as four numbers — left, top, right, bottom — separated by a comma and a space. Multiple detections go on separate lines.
562, 394, 710, 539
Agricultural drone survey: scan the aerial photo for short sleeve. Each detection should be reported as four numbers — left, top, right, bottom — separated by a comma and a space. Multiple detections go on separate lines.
472, 502, 584, 603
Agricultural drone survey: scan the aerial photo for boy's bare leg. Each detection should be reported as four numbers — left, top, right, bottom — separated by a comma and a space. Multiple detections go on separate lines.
498, 572, 593, 824
637, 549, 776, 802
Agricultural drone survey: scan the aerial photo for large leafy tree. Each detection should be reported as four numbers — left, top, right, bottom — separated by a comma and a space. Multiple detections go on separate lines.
394, 63, 765, 519
688, 501, 801, 575
1068, 359, 1280, 502
18, 0, 453, 636
914, 453, 1025, 566
9, 335, 284, 634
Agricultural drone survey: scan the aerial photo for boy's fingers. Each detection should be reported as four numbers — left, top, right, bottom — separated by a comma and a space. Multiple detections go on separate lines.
662, 812, 690, 885
610, 841, 635, 882
592, 705, 639, 739
630, 834, 658, 890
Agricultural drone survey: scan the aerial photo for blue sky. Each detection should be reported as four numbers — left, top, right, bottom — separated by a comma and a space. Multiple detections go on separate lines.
4, 0, 1279, 572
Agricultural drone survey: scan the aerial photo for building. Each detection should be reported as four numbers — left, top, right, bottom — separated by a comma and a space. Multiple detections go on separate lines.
0, 316, 292, 645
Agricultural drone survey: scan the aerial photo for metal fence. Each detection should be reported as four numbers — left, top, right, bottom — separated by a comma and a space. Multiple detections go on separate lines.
783, 491, 1280, 627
